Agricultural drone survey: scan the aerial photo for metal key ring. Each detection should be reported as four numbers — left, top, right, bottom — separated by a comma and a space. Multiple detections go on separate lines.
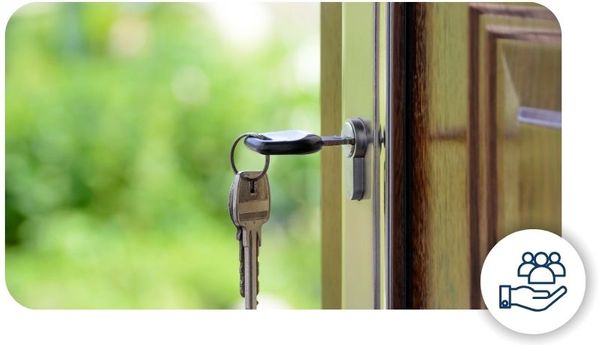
230, 133, 270, 180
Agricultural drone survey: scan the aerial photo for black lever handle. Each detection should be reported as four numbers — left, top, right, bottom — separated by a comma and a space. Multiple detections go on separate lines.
244, 130, 354, 155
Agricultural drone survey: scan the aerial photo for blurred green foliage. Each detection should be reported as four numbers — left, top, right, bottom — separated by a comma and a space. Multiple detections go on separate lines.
5, 3, 320, 308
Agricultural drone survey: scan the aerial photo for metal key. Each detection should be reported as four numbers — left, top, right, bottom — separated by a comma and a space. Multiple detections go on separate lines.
228, 180, 245, 297
244, 130, 354, 155
235, 226, 245, 297
228, 171, 270, 309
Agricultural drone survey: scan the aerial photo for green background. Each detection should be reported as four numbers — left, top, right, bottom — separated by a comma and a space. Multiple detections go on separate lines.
5, 3, 320, 308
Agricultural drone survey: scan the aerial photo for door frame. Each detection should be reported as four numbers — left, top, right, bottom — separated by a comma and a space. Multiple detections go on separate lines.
321, 2, 384, 309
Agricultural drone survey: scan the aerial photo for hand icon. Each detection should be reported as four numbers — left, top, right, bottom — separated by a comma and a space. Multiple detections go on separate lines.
499, 285, 567, 312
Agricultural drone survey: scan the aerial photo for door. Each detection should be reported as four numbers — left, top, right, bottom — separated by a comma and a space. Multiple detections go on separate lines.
321, 2, 561, 309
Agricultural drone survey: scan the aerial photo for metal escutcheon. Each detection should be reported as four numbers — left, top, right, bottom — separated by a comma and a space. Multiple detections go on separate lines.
342, 118, 370, 200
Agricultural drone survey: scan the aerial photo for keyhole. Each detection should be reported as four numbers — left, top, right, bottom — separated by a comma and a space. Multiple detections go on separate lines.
250, 180, 256, 194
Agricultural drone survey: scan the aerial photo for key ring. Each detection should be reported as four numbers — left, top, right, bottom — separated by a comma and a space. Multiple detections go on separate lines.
230, 133, 270, 180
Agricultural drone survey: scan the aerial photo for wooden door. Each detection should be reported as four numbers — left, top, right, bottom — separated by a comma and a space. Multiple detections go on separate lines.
321, 3, 561, 309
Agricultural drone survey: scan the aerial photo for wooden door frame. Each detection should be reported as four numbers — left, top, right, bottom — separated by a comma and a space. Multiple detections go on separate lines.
320, 2, 406, 310
385, 2, 409, 309
320, 2, 343, 309
320, 2, 382, 309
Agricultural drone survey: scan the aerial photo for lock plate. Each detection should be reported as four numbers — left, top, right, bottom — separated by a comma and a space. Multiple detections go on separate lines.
342, 118, 369, 200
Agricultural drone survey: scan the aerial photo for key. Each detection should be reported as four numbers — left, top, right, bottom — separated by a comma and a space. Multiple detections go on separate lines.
228, 179, 246, 297
230, 171, 270, 308
228, 171, 270, 309
236, 226, 245, 297
244, 130, 354, 155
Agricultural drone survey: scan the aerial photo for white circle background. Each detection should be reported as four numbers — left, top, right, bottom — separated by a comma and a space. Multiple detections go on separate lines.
480, 229, 586, 335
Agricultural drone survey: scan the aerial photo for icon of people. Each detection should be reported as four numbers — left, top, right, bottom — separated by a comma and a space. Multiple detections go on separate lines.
548, 252, 566, 277
518, 252, 536, 277
529, 252, 555, 284
518, 251, 566, 284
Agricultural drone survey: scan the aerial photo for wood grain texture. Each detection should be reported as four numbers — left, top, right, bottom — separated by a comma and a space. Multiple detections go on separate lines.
387, 2, 408, 309
495, 37, 561, 239
390, 2, 471, 309
406, 2, 431, 309
388, 2, 561, 309
416, 3, 472, 309
470, 3, 561, 308
320, 3, 342, 309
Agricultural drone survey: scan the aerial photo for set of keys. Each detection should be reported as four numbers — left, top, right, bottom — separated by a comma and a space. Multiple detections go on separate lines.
228, 169, 270, 309
228, 126, 364, 309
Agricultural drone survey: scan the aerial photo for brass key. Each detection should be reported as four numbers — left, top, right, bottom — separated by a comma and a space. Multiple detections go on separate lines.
228, 171, 270, 309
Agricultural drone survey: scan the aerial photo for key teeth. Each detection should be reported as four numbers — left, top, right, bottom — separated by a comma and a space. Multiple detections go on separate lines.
237, 226, 245, 298
240, 265, 245, 298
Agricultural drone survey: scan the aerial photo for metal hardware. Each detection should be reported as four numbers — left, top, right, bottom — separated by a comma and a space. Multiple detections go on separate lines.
237, 117, 370, 201
244, 131, 354, 155
342, 118, 370, 200
230, 133, 270, 180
